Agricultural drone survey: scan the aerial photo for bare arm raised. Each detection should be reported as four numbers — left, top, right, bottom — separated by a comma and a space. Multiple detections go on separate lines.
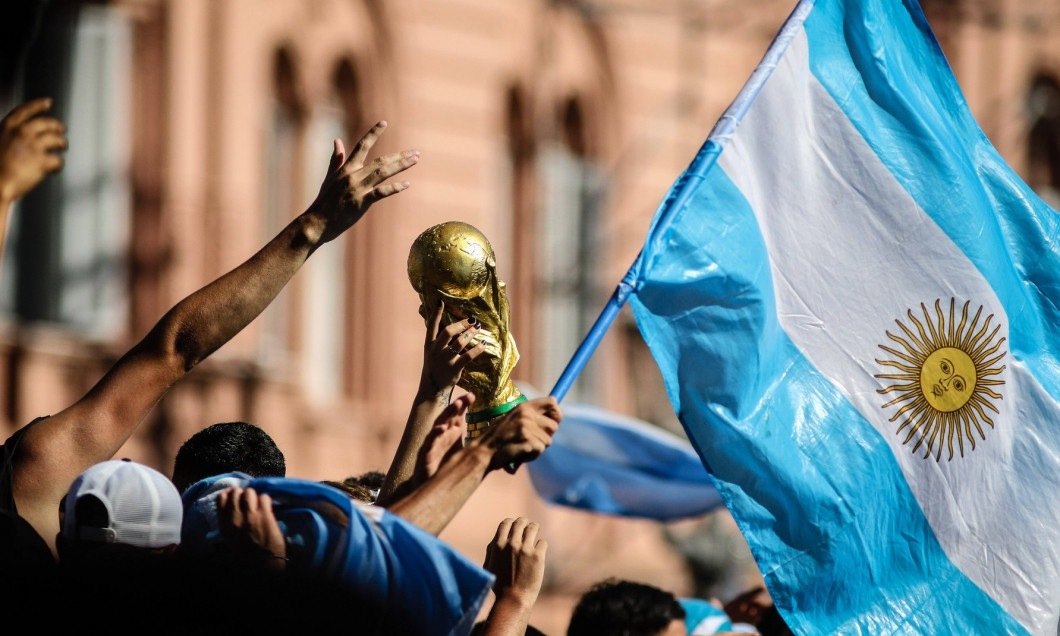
11, 122, 417, 556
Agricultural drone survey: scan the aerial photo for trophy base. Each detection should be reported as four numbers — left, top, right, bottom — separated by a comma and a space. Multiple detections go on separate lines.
465, 395, 529, 474
465, 394, 528, 441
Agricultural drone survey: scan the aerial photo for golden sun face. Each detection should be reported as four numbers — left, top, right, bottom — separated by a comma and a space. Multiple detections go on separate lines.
875, 298, 1007, 461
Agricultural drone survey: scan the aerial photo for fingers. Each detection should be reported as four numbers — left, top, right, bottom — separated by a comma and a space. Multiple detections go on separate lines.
435, 393, 475, 427
508, 517, 529, 549
427, 302, 445, 345
531, 396, 562, 425
328, 138, 346, 174
40, 154, 63, 173
23, 116, 64, 138
2, 97, 53, 129
356, 149, 420, 181
494, 517, 515, 549
443, 317, 480, 355
347, 120, 387, 167
240, 486, 260, 512
258, 493, 276, 519
516, 518, 539, 551
363, 179, 411, 205
38, 130, 67, 151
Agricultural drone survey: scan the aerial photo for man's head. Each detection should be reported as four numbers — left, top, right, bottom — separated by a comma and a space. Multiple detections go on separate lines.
172, 421, 286, 493
57, 459, 183, 562
568, 578, 688, 636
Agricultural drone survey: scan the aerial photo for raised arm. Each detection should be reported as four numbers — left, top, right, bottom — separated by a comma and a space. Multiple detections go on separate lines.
377, 302, 484, 505
12, 122, 417, 554
0, 97, 68, 268
386, 395, 561, 535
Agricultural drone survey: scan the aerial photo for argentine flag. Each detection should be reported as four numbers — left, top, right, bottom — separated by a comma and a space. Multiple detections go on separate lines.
525, 400, 724, 520
626, 0, 1060, 633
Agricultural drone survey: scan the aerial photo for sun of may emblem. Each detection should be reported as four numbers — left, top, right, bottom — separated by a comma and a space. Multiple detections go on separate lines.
874, 298, 1007, 462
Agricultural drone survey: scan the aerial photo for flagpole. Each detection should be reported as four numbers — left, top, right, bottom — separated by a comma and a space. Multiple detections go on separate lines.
549, 269, 638, 402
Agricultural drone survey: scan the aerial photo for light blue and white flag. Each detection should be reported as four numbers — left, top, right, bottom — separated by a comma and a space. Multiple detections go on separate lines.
625, 0, 1060, 633
526, 401, 723, 520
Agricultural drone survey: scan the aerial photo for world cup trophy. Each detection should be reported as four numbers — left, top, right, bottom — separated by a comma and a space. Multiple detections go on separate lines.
407, 221, 526, 441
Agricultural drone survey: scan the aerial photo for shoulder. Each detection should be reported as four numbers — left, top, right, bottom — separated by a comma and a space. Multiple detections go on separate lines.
0, 416, 51, 511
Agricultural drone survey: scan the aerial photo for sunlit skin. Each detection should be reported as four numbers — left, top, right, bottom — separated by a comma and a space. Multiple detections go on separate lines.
875, 298, 1007, 461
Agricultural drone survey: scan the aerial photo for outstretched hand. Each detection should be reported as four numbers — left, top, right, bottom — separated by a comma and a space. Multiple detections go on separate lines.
421, 302, 486, 397
0, 97, 67, 203
484, 517, 548, 603
308, 121, 418, 245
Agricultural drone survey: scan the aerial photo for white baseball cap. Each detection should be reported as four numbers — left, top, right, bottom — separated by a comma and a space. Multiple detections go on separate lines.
62, 459, 183, 549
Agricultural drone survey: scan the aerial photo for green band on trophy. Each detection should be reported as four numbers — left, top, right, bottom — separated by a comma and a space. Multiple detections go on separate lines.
466, 395, 528, 424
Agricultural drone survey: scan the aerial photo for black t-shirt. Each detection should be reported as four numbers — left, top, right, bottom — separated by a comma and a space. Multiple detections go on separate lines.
0, 417, 58, 578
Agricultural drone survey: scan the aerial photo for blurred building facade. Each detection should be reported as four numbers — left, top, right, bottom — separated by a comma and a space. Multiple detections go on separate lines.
1, 0, 1060, 631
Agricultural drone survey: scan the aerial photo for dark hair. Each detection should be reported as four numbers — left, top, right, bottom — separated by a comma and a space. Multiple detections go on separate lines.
320, 479, 374, 504
471, 621, 547, 636
350, 470, 385, 491
568, 578, 686, 636
172, 422, 286, 492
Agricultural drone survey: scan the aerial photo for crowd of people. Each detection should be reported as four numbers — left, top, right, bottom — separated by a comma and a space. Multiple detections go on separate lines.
0, 97, 790, 635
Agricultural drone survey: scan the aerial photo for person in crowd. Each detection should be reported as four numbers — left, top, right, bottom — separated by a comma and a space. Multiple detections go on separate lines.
56, 459, 183, 563
171, 421, 287, 493
0, 121, 418, 560
182, 472, 493, 635
40, 461, 354, 629
0, 96, 66, 266
471, 517, 549, 636
567, 578, 690, 636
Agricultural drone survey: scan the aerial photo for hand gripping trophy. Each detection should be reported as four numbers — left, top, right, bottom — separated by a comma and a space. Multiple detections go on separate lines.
407, 221, 526, 441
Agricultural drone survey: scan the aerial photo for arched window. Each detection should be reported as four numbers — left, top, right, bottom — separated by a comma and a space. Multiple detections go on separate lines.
259, 47, 304, 369
332, 58, 373, 399
536, 94, 606, 401
506, 84, 538, 381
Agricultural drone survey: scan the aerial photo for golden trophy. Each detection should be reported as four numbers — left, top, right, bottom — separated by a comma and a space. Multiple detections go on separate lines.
408, 221, 526, 441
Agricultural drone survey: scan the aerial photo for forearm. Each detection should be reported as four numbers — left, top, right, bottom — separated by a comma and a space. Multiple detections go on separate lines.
480, 595, 535, 636
386, 443, 492, 535
378, 383, 452, 505
0, 197, 11, 273
143, 210, 326, 370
